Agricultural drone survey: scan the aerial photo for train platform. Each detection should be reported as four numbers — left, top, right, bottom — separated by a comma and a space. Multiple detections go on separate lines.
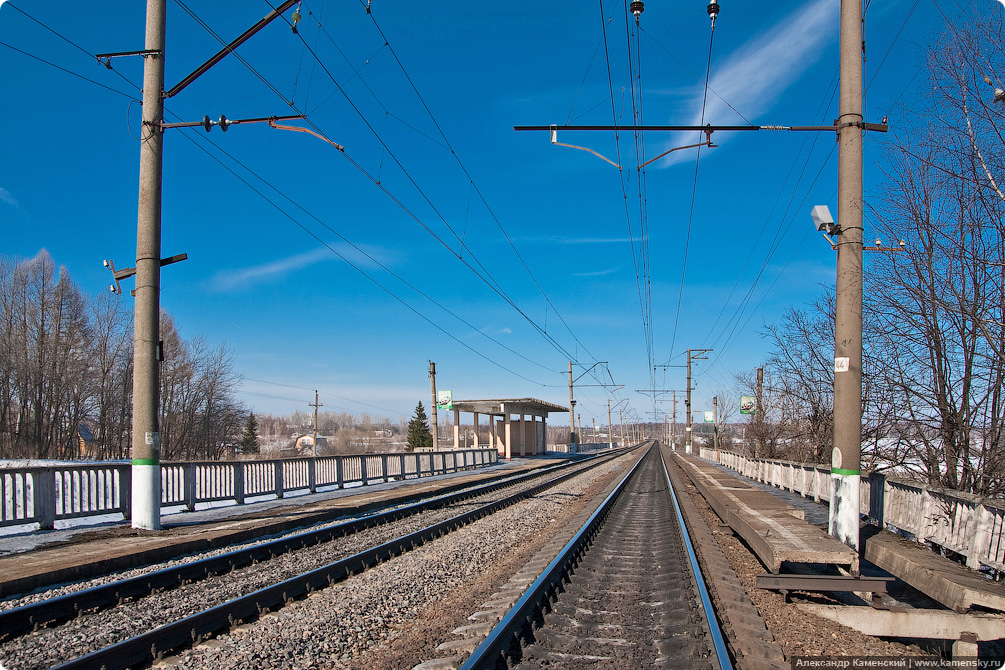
673, 452, 859, 574
0, 456, 562, 599
695, 454, 1005, 614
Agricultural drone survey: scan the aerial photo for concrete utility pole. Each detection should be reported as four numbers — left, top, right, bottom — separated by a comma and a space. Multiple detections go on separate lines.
713, 395, 719, 451
428, 361, 438, 450
619, 409, 625, 446
131, 0, 167, 530
310, 390, 323, 457
123, 0, 307, 529
607, 400, 613, 450
685, 348, 712, 455
567, 362, 576, 449
756, 367, 765, 456
831, 0, 864, 550
672, 390, 678, 450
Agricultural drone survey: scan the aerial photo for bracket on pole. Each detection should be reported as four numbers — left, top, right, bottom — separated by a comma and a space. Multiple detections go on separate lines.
639, 126, 717, 168
104, 253, 188, 296
550, 125, 621, 169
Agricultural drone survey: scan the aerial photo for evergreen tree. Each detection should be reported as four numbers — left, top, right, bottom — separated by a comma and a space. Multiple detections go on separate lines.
405, 401, 433, 452
240, 412, 259, 455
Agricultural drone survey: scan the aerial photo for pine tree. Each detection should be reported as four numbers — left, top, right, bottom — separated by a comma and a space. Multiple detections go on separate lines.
240, 412, 259, 455
406, 401, 433, 452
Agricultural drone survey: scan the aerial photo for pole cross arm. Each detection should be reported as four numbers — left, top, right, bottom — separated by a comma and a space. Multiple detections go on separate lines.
573, 361, 609, 383
160, 114, 304, 131
165, 0, 300, 99
104, 253, 187, 295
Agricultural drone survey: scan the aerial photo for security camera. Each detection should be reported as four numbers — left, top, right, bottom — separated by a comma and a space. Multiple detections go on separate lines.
811, 205, 835, 233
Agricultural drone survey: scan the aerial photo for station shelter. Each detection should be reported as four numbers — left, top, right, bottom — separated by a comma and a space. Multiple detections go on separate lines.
448, 398, 568, 460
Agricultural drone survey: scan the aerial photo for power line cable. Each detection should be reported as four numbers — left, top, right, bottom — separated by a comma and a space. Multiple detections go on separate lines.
180, 2, 592, 373
355, 0, 604, 366
667, 27, 716, 359
171, 120, 556, 387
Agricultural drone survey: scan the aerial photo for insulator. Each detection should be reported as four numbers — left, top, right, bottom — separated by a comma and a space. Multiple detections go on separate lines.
219, 115, 230, 132
202, 115, 212, 132
707, 1, 719, 19
630, 1, 644, 17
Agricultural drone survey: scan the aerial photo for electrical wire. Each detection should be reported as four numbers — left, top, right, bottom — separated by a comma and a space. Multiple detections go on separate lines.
274, 6, 595, 373
667, 26, 716, 360
176, 2, 596, 380
0, 41, 140, 101
243, 377, 406, 416
699, 71, 840, 347
355, 0, 604, 367
4, 2, 141, 94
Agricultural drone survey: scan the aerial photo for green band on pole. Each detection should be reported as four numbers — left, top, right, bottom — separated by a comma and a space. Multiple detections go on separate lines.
132, 459, 160, 466
831, 468, 860, 476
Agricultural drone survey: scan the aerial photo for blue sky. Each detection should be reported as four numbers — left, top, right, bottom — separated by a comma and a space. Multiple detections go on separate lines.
0, 1, 978, 429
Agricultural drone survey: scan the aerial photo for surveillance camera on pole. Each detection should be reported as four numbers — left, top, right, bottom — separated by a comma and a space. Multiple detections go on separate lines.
811, 205, 839, 235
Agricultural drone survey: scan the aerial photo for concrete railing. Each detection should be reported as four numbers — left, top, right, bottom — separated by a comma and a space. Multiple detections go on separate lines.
0, 449, 498, 532
699, 447, 1005, 573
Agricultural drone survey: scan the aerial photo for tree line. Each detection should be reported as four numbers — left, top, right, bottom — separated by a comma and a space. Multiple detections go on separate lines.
736, 16, 1005, 497
0, 250, 245, 461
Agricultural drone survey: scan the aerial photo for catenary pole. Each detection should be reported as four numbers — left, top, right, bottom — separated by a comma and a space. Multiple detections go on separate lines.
831, 0, 864, 550
607, 400, 613, 450
131, 0, 166, 530
568, 362, 576, 450
429, 361, 438, 450
127, 0, 299, 529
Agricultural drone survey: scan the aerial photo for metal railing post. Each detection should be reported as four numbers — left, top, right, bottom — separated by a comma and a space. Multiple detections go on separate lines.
274, 460, 284, 499
184, 464, 197, 512
234, 463, 245, 505
33, 469, 56, 530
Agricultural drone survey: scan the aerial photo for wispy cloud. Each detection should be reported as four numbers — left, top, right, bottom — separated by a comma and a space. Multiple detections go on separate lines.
572, 267, 619, 277
0, 187, 18, 208
211, 245, 391, 291
656, 0, 838, 165
212, 248, 332, 291
516, 235, 641, 245
700, 0, 836, 124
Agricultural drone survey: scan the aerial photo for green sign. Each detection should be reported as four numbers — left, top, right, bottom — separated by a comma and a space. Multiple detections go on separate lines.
437, 390, 453, 410
740, 395, 756, 415
704, 411, 715, 423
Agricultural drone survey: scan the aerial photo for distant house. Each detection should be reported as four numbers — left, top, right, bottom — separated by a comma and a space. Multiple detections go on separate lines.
293, 434, 329, 455
77, 422, 100, 458
372, 429, 393, 438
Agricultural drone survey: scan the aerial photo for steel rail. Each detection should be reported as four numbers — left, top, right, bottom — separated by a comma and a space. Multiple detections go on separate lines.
457, 445, 652, 670
0, 456, 598, 639
660, 448, 734, 670
45, 447, 640, 670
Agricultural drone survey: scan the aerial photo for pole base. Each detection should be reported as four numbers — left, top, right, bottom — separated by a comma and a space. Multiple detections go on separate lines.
131, 463, 162, 530
828, 471, 860, 550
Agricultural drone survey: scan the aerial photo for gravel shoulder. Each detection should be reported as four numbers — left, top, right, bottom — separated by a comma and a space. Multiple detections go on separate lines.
151, 452, 640, 669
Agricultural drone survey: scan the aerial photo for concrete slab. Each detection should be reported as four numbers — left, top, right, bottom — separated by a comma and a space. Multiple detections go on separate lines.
861, 524, 1005, 613
797, 603, 1005, 641
675, 453, 858, 574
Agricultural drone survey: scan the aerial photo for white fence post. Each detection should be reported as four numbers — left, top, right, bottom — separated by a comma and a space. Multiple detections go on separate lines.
967, 504, 992, 570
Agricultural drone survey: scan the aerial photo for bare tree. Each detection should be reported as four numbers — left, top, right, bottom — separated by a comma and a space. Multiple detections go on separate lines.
868, 13, 1005, 494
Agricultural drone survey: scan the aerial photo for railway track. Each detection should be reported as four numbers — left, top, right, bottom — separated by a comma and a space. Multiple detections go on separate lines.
0, 448, 636, 670
457, 445, 731, 669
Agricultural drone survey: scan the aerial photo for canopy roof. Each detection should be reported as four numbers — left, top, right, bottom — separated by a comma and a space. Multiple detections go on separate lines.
449, 398, 568, 417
